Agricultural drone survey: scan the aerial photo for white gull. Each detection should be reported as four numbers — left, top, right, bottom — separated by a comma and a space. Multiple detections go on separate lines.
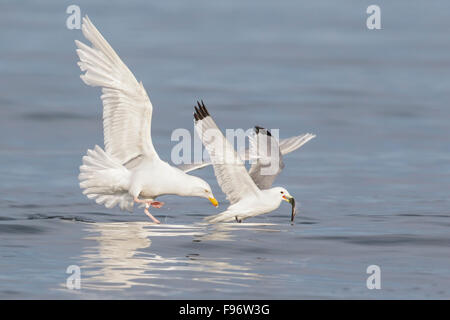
75, 16, 218, 223
193, 101, 297, 223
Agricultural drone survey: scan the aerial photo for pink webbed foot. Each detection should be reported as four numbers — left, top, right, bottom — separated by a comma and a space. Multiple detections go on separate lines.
150, 201, 164, 209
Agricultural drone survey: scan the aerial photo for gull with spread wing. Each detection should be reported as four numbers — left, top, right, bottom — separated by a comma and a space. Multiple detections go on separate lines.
180, 127, 315, 189
194, 101, 296, 223
75, 16, 218, 223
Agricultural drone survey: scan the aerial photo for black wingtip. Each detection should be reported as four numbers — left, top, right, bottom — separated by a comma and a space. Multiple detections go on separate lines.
254, 126, 272, 136
194, 100, 210, 121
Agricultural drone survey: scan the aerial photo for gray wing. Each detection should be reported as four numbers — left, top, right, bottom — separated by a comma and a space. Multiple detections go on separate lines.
248, 128, 315, 189
279, 133, 316, 155
184, 126, 316, 189
248, 127, 285, 190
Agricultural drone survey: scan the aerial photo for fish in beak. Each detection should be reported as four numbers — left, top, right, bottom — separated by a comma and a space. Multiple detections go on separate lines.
283, 195, 297, 222
209, 197, 219, 208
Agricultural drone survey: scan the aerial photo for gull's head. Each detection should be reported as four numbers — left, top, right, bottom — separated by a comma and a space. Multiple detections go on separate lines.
272, 187, 297, 221
190, 177, 218, 208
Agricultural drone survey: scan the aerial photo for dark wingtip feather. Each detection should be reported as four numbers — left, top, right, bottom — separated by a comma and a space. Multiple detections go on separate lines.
194, 106, 200, 121
194, 100, 210, 121
200, 100, 209, 116
254, 126, 272, 136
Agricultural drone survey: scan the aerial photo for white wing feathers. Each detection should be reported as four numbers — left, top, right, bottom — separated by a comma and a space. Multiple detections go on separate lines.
177, 162, 211, 173
193, 101, 260, 204
279, 133, 316, 155
75, 16, 157, 165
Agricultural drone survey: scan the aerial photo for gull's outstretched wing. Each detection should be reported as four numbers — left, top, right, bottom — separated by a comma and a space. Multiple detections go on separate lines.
75, 16, 158, 165
248, 127, 284, 189
248, 128, 315, 189
193, 101, 260, 204
177, 162, 211, 173
182, 128, 315, 189
279, 133, 316, 155
177, 148, 250, 174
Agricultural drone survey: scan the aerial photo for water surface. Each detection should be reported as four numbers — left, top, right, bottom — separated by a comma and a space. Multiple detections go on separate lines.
0, 0, 449, 299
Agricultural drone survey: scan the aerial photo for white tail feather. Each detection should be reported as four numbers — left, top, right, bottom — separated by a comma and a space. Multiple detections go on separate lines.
79, 145, 134, 211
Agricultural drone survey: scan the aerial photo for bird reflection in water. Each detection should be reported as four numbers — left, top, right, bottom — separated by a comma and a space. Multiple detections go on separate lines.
79, 222, 278, 292
194, 222, 280, 242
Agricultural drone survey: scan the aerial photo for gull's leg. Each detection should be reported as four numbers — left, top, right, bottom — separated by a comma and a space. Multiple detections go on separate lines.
134, 197, 161, 224
134, 196, 148, 205
144, 206, 161, 224
235, 216, 242, 223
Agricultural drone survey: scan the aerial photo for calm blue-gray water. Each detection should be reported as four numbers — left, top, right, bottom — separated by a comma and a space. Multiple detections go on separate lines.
0, 0, 449, 299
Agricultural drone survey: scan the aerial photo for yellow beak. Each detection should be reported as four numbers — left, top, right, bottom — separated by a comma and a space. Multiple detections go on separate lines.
209, 197, 219, 207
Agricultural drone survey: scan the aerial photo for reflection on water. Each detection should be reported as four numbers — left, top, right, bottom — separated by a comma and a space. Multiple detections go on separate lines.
79, 222, 280, 292
194, 222, 280, 242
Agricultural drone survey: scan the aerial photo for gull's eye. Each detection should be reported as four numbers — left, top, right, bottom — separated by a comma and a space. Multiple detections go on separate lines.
280, 191, 284, 194
204, 189, 209, 193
